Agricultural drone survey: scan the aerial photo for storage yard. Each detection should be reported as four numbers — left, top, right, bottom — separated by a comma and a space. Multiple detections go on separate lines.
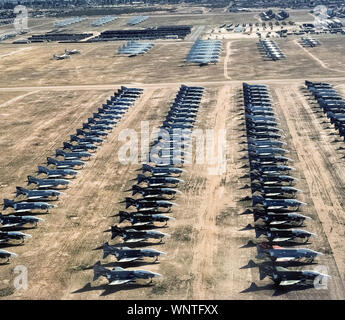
1, 7, 345, 300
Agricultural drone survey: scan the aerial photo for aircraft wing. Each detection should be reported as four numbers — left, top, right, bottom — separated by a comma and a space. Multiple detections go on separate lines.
267, 206, 285, 210
125, 238, 146, 243
108, 279, 133, 286
133, 222, 151, 226
271, 237, 292, 242
276, 257, 296, 262
118, 257, 141, 262
1, 223, 22, 228
27, 196, 45, 200
279, 280, 301, 286
269, 221, 288, 225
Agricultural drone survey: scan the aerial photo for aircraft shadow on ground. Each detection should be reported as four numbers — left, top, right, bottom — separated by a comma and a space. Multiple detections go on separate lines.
72, 282, 154, 296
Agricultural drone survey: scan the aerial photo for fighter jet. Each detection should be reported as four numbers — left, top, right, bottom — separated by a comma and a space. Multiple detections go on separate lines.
111, 226, 170, 243
37, 166, 78, 179
253, 174, 298, 186
88, 117, 116, 125
0, 213, 44, 229
252, 195, 306, 210
0, 231, 32, 244
82, 123, 112, 132
16, 186, 63, 201
76, 128, 108, 138
257, 243, 323, 263
131, 185, 182, 199
47, 157, 85, 170
263, 266, 330, 287
65, 49, 81, 55
70, 135, 103, 145
137, 174, 183, 187
254, 211, 311, 227
53, 53, 70, 60
124, 198, 177, 212
55, 149, 92, 161
63, 142, 97, 153
93, 262, 162, 285
0, 249, 17, 263
141, 164, 186, 177
27, 175, 71, 189
118, 211, 175, 226
102, 242, 167, 262
252, 185, 302, 198
256, 227, 316, 243
3, 199, 55, 214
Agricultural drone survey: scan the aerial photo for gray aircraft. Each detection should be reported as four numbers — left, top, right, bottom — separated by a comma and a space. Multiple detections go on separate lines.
27, 175, 71, 189
47, 157, 85, 169
76, 128, 108, 137
82, 123, 112, 132
263, 266, 330, 287
124, 198, 177, 212
55, 149, 92, 161
88, 117, 116, 125
93, 262, 162, 285
0, 213, 44, 228
131, 185, 182, 199
3, 199, 55, 214
0, 231, 32, 244
70, 134, 103, 145
102, 242, 167, 262
111, 226, 170, 243
118, 211, 175, 226
256, 227, 316, 243
37, 166, 78, 179
137, 174, 183, 187
63, 142, 97, 153
254, 211, 311, 227
16, 186, 63, 201
249, 147, 289, 156
141, 164, 186, 176
252, 195, 306, 210
0, 249, 17, 262
257, 243, 323, 263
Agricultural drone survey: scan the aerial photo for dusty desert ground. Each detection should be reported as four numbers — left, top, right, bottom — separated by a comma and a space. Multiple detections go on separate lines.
0, 10, 345, 300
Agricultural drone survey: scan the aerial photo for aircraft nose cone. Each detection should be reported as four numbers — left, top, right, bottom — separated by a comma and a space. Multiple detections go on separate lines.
152, 272, 162, 278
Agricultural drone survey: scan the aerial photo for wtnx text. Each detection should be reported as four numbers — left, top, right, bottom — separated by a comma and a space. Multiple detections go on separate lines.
127, 304, 219, 317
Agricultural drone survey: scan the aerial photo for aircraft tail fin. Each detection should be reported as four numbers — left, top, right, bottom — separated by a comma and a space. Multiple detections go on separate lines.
255, 227, 266, 238
47, 157, 57, 165
76, 129, 84, 136
93, 261, 107, 281
56, 149, 64, 157
16, 186, 28, 197
63, 142, 73, 150
259, 265, 273, 280
111, 226, 122, 240
27, 175, 38, 185
37, 166, 48, 175
102, 242, 112, 259
118, 211, 130, 223
142, 164, 152, 173
131, 185, 142, 196
137, 174, 147, 184
125, 198, 135, 209
70, 135, 78, 142
3, 199, 14, 210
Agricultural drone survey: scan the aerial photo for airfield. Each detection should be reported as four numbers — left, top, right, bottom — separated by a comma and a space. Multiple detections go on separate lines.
1, 8, 345, 300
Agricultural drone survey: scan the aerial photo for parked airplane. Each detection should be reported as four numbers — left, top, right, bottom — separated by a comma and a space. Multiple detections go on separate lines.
111, 226, 170, 243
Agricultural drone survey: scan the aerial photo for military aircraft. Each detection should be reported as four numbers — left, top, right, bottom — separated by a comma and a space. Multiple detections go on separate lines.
27, 175, 71, 189
124, 198, 177, 212
3, 199, 55, 214
141, 164, 186, 177
131, 185, 182, 199
65, 49, 81, 55
16, 186, 63, 201
0, 213, 44, 228
254, 211, 311, 227
76, 128, 108, 138
252, 195, 306, 210
253, 174, 298, 186
47, 157, 85, 170
70, 134, 103, 145
82, 123, 112, 132
252, 185, 302, 198
88, 117, 116, 125
53, 53, 70, 60
93, 261, 162, 285
37, 166, 78, 179
102, 242, 167, 262
111, 226, 170, 243
63, 142, 97, 153
256, 227, 316, 243
0, 249, 17, 262
257, 243, 323, 262
55, 149, 92, 161
137, 174, 183, 187
118, 211, 175, 226
0, 231, 32, 244
263, 266, 330, 287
